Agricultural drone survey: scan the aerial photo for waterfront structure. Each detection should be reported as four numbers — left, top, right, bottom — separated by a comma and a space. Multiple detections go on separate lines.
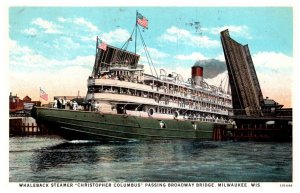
221, 30, 264, 116
220, 30, 292, 141
9, 92, 41, 113
9, 92, 23, 113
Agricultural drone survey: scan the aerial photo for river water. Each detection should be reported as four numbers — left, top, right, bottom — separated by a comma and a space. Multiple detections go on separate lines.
9, 136, 292, 182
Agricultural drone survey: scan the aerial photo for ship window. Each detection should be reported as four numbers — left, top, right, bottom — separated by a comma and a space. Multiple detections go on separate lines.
148, 108, 154, 116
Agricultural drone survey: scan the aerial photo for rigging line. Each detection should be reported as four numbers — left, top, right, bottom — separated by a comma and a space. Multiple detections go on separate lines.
121, 24, 136, 50
140, 33, 158, 78
220, 73, 226, 92
136, 26, 154, 76
135, 10, 138, 55
121, 39, 128, 50
226, 73, 231, 94
140, 40, 154, 76
145, 52, 154, 76
137, 26, 159, 78
220, 75, 224, 91
140, 37, 155, 77
224, 74, 228, 92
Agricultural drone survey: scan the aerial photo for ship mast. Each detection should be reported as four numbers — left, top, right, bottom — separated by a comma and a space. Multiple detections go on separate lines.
121, 11, 159, 78
93, 11, 159, 78
91, 36, 100, 77
134, 10, 158, 78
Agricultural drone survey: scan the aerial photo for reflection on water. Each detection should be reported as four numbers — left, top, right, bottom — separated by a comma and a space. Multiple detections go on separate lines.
9, 136, 292, 182
30, 142, 99, 172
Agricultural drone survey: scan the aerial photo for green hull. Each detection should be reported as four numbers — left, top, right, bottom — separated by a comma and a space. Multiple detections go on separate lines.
32, 107, 227, 141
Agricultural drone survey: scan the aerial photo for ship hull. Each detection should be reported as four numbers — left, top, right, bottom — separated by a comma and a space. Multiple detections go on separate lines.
31, 107, 227, 141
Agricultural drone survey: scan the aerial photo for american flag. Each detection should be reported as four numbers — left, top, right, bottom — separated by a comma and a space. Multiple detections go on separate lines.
98, 40, 107, 51
137, 12, 148, 29
40, 88, 48, 101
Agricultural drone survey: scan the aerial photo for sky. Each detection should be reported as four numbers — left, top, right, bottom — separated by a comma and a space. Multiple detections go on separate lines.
8, 6, 293, 107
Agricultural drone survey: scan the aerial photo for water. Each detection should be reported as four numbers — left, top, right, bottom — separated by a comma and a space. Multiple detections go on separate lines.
9, 136, 292, 182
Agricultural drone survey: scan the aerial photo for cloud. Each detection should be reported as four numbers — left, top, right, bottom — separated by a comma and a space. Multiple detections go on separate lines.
175, 52, 208, 61
203, 25, 252, 39
80, 35, 95, 42
137, 46, 169, 67
160, 26, 219, 48
32, 18, 62, 34
257, 71, 292, 107
53, 37, 80, 49
73, 17, 99, 32
252, 51, 292, 107
138, 47, 169, 59
22, 28, 38, 36
101, 28, 130, 44
10, 40, 55, 68
253, 51, 293, 70
57, 17, 67, 22
57, 17, 99, 33
139, 56, 164, 67
215, 53, 225, 62
9, 39, 94, 68
10, 40, 34, 55
161, 27, 190, 42
55, 18, 127, 44
10, 66, 90, 103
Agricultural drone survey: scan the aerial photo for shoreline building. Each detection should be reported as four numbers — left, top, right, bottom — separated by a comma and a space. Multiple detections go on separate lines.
9, 92, 41, 113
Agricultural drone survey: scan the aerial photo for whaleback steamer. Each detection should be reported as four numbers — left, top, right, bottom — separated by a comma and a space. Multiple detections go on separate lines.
31, 12, 233, 141
31, 42, 232, 141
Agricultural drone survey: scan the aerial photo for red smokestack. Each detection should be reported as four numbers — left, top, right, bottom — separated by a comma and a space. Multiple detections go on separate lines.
191, 66, 203, 85
191, 66, 203, 77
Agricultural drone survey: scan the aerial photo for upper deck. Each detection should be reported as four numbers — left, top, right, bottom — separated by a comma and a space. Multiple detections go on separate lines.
87, 77, 232, 108
89, 41, 232, 117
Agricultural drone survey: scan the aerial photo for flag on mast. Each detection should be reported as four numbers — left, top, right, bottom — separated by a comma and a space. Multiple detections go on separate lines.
98, 39, 107, 51
40, 88, 48, 101
137, 12, 148, 29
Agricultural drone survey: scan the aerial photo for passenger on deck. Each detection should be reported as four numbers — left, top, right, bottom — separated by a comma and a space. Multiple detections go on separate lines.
62, 97, 66, 109
94, 102, 100, 112
72, 101, 78, 110
53, 98, 58, 108
57, 98, 62, 109
91, 100, 95, 111
159, 120, 166, 128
